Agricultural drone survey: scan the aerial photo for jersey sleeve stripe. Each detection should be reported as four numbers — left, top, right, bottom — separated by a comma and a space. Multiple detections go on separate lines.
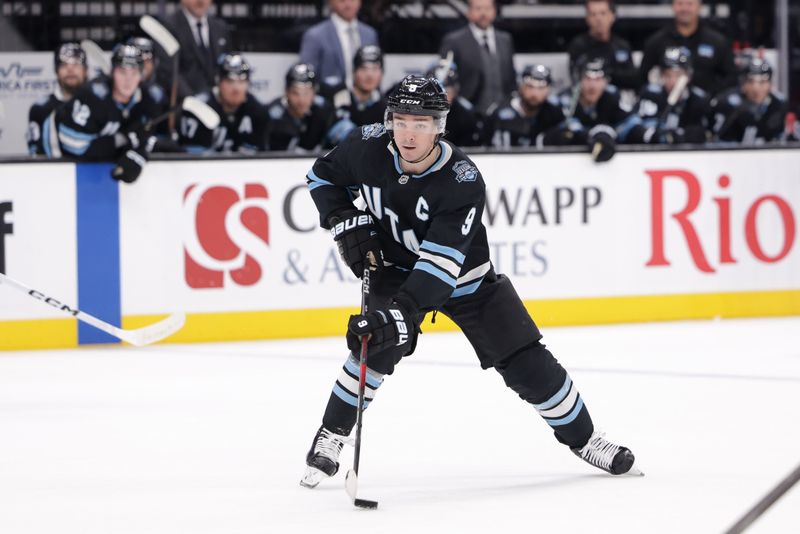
420, 240, 466, 265
413, 261, 457, 288
58, 125, 98, 141
418, 250, 461, 279
306, 168, 335, 191
450, 278, 483, 298
456, 261, 490, 285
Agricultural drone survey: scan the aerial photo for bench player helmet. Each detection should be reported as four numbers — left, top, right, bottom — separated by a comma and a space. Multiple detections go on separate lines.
354, 45, 383, 70
127, 37, 155, 63
111, 44, 144, 72
54, 42, 87, 70
285, 62, 316, 88
385, 75, 450, 134
660, 46, 692, 73
743, 57, 772, 82
521, 64, 552, 87
217, 53, 252, 82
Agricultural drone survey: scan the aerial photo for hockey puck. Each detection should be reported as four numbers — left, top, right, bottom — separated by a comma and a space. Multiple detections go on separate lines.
354, 498, 379, 510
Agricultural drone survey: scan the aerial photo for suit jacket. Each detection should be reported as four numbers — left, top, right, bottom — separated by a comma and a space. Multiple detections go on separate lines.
299, 18, 378, 84
157, 11, 231, 99
439, 25, 516, 111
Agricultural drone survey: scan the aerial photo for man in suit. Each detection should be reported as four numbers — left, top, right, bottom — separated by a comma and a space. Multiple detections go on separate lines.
438, 0, 516, 116
157, 0, 231, 99
299, 0, 379, 88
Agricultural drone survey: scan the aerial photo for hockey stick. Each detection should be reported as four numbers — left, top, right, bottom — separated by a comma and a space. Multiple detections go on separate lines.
724, 461, 800, 534
139, 15, 181, 134
658, 73, 689, 126
344, 259, 379, 510
144, 95, 219, 132
0, 272, 185, 347
80, 39, 110, 76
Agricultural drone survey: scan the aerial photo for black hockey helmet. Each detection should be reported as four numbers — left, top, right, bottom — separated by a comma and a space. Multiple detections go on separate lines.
54, 42, 87, 69
285, 62, 317, 88
660, 46, 692, 72
126, 37, 155, 62
426, 58, 459, 88
217, 53, 252, 81
385, 75, 450, 134
743, 57, 773, 81
521, 64, 552, 87
354, 45, 383, 70
111, 44, 144, 71
573, 55, 608, 82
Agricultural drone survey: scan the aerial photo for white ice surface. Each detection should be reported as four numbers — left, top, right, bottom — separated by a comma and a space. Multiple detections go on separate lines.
1, 317, 799, 534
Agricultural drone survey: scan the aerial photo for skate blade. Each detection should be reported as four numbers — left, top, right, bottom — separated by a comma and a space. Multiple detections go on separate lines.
300, 466, 328, 489
626, 462, 645, 477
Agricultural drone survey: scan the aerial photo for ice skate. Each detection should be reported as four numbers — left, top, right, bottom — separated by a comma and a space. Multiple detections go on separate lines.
300, 426, 351, 488
571, 431, 643, 476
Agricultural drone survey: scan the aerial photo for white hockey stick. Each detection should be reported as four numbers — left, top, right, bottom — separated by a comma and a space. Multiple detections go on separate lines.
80, 39, 110, 76
139, 15, 181, 133
145, 96, 220, 132
139, 15, 180, 57
0, 272, 185, 347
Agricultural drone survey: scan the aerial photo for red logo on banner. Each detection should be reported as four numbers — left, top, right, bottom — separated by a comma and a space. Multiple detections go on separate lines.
183, 184, 270, 288
646, 170, 796, 273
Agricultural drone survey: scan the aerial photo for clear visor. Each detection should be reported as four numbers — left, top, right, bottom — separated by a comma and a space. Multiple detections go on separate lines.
384, 111, 446, 134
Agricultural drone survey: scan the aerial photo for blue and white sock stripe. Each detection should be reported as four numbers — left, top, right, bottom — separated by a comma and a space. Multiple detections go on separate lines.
306, 168, 335, 191
451, 261, 490, 298
534, 376, 585, 427
332, 356, 384, 408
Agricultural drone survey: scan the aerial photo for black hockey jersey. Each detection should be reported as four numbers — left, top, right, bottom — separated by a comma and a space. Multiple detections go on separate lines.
48, 78, 161, 160
307, 124, 492, 313
710, 89, 787, 144
179, 90, 268, 153
567, 33, 639, 90
635, 83, 711, 144
266, 95, 336, 152
558, 86, 646, 144
27, 89, 68, 156
444, 96, 483, 147
484, 95, 567, 148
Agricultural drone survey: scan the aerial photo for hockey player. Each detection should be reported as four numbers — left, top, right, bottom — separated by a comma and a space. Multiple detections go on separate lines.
265, 63, 337, 152
178, 53, 268, 153
127, 37, 168, 112
49, 44, 160, 183
710, 57, 787, 144
300, 75, 641, 490
558, 57, 647, 162
426, 58, 483, 147
27, 43, 88, 155
635, 47, 711, 145
483, 64, 569, 148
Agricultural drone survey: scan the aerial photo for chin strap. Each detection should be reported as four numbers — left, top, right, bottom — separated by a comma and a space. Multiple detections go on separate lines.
391, 135, 441, 165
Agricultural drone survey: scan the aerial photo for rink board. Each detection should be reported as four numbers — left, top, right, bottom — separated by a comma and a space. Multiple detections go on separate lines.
1, 149, 799, 349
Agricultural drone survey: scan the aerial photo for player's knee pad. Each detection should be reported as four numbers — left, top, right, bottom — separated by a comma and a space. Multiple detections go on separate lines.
494, 341, 567, 405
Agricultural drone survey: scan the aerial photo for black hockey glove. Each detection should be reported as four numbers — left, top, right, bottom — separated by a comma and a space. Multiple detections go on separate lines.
347, 299, 414, 355
589, 130, 616, 163
329, 209, 383, 278
111, 149, 147, 183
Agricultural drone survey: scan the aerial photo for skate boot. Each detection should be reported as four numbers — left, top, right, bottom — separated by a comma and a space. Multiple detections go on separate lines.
300, 426, 351, 488
571, 431, 643, 476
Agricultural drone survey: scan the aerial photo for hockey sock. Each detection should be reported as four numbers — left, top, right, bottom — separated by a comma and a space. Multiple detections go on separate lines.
496, 342, 593, 448
322, 353, 385, 435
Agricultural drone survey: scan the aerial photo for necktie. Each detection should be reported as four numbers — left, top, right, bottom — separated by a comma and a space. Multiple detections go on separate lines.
196, 21, 207, 51
482, 32, 491, 54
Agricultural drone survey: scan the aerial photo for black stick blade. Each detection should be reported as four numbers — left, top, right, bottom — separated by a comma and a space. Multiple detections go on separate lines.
354, 498, 379, 510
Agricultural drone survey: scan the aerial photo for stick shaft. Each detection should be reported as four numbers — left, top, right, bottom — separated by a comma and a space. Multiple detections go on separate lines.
725, 462, 800, 534
352, 265, 371, 475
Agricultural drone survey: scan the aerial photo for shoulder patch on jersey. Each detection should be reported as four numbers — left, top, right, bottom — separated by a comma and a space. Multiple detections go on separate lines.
690, 86, 707, 98
196, 92, 211, 103
361, 123, 386, 139
646, 83, 663, 94
313, 95, 325, 106
268, 103, 285, 120
606, 84, 619, 95
457, 96, 473, 111
547, 94, 560, 106
91, 82, 109, 99
727, 93, 742, 107
148, 84, 165, 103
452, 160, 478, 183
615, 49, 630, 62
697, 44, 714, 58
497, 107, 515, 120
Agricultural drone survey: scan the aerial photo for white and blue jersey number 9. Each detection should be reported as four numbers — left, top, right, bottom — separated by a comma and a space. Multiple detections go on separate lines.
462, 207, 476, 236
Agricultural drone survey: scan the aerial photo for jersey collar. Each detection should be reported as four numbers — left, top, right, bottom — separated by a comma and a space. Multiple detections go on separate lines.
387, 140, 453, 178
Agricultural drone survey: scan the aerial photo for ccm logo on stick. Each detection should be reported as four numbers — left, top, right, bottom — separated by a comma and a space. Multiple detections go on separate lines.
183, 184, 270, 288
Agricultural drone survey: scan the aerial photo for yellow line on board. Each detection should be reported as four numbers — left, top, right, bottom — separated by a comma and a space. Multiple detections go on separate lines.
2, 289, 799, 350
